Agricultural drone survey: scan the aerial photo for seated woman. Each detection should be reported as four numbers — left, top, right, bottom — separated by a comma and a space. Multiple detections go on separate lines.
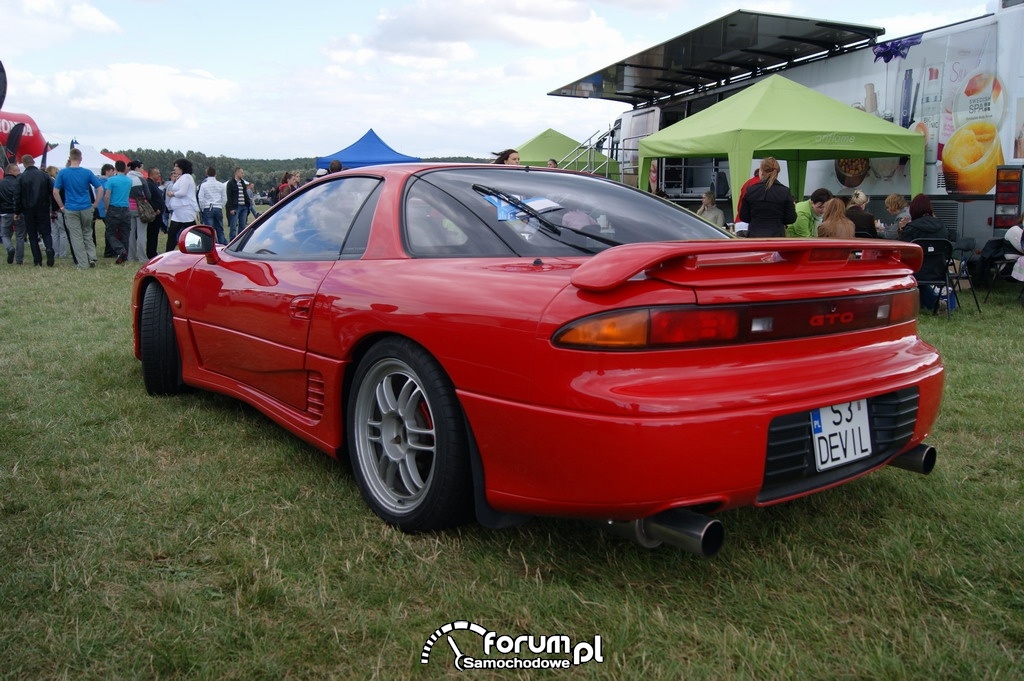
900, 194, 949, 311
846, 189, 879, 238
901, 194, 947, 241
885, 193, 911, 236
695, 190, 725, 227
1006, 222, 1024, 282
817, 198, 855, 238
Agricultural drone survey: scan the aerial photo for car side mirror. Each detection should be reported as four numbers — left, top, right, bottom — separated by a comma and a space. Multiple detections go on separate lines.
179, 225, 219, 263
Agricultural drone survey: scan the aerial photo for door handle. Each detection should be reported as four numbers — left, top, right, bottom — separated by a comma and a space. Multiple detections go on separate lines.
289, 296, 314, 320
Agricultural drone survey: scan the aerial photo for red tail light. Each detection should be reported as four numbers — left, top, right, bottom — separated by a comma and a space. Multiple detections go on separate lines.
553, 291, 919, 350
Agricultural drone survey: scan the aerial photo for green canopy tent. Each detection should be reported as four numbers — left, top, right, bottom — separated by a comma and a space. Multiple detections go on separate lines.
638, 75, 925, 214
517, 128, 619, 176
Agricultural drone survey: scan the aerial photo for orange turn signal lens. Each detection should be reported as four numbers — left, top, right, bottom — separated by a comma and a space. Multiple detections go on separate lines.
553, 309, 650, 348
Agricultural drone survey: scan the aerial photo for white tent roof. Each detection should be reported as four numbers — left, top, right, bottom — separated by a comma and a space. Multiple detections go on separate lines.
35, 137, 112, 173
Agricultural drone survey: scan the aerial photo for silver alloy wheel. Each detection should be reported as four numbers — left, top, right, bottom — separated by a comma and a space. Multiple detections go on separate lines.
351, 357, 436, 516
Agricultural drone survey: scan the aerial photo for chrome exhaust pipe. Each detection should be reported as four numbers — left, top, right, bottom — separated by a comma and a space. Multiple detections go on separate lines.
645, 509, 725, 557
604, 508, 724, 557
889, 444, 937, 475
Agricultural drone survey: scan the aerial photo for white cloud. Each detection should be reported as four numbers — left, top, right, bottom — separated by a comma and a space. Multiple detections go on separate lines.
14, 0, 119, 41
66, 2, 121, 32
372, 0, 598, 49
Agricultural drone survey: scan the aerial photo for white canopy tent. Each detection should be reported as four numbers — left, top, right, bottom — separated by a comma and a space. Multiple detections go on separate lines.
35, 137, 113, 173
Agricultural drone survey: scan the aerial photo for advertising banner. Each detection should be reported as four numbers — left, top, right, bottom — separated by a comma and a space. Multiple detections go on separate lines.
792, 22, 1008, 196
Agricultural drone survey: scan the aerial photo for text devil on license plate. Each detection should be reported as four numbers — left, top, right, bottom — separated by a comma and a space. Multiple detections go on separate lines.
811, 400, 873, 472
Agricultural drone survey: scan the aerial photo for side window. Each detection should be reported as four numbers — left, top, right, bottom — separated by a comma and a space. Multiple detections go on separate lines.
406, 196, 469, 251
236, 177, 381, 259
340, 182, 381, 257
403, 179, 514, 257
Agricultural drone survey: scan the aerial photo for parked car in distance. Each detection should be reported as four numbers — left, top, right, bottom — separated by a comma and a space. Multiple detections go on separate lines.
132, 163, 943, 556
253, 192, 271, 205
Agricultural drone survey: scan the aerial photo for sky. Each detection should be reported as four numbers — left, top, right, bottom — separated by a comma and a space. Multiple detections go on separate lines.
1, 0, 992, 161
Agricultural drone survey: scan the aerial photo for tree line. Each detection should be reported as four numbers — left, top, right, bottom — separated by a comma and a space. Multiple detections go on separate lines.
105, 148, 487, 192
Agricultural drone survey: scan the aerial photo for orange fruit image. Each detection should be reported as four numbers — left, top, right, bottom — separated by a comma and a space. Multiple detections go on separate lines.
941, 121, 1004, 194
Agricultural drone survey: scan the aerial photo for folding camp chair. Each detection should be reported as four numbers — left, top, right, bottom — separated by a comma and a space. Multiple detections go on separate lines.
981, 226, 1024, 302
912, 238, 955, 317
951, 237, 981, 312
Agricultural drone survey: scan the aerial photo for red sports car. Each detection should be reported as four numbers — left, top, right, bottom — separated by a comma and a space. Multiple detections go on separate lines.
132, 164, 943, 556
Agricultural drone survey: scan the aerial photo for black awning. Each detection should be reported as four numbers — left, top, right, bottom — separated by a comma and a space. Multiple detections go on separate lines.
549, 10, 884, 106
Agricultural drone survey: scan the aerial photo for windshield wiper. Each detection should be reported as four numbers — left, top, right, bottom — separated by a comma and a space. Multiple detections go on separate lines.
472, 183, 562, 236
472, 183, 623, 249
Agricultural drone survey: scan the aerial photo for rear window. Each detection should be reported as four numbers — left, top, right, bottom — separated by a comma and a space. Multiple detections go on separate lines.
403, 167, 729, 258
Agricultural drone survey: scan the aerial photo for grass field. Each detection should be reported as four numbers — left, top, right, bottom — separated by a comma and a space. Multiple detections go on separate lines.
1, 245, 1022, 680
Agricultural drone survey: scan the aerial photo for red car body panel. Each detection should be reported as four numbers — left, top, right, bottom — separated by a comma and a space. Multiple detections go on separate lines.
132, 164, 944, 525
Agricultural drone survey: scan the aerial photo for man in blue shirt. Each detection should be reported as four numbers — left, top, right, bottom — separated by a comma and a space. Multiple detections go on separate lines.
103, 161, 133, 264
52, 148, 104, 269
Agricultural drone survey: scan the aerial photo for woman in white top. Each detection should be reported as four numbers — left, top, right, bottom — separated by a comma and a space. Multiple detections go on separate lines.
164, 158, 199, 252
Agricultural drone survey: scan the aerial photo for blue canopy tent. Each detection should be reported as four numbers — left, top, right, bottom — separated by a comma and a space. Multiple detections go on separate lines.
315, 129, 420, 170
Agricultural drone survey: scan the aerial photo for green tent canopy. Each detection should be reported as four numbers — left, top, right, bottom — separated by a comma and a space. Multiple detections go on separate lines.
516, 128, 619, 175
638, 74, 925, 213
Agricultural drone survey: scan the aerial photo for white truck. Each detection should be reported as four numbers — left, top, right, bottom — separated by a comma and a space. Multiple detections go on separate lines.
552, 2, 1024, 243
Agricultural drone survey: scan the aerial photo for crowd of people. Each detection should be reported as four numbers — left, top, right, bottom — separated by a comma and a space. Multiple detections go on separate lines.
718, 157, 943, 245
727, 156, 970, 310
0, 150, 352, 270
0, 150, 285, 269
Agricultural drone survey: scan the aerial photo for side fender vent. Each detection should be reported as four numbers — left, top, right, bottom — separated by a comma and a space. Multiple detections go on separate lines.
307, 373, 326, 418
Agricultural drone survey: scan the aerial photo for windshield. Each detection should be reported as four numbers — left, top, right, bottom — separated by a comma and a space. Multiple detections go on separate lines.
405, 166, 730, 258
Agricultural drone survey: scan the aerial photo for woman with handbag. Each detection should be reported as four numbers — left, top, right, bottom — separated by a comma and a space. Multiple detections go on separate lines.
126, 160, 151, 261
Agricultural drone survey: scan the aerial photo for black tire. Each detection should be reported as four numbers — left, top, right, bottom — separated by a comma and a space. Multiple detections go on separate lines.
139, 284, 184, 395
347, 338, 473, 532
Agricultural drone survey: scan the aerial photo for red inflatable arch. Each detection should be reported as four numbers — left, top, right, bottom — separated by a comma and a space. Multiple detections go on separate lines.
0, 111, 47, 159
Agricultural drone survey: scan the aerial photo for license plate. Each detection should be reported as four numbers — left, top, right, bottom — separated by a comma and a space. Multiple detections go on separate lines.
811, 400, 873, 472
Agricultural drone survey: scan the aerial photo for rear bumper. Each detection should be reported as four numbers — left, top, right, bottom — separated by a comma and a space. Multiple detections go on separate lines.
460, 338, 943, 520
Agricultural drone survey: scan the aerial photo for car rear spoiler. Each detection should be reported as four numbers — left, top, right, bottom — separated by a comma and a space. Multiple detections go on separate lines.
570, 239, 923, 293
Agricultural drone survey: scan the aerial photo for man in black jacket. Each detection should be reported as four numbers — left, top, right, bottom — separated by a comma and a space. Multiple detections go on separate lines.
225, 167, 251, 241
0, 163, 25, 264
17, 155, 55, 266
145, 167, 167, 258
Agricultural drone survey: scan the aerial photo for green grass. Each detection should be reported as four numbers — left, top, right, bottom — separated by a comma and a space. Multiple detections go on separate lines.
1, 250, 1022, 680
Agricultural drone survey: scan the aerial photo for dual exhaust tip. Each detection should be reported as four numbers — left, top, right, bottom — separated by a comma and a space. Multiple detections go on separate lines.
604, 443, 937, 557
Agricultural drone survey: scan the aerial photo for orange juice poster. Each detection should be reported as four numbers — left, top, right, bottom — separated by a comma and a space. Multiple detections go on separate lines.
791, 21, 1011, 197
930, 25, 1003, 194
